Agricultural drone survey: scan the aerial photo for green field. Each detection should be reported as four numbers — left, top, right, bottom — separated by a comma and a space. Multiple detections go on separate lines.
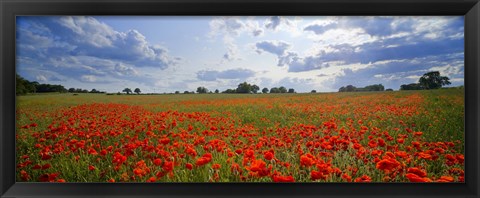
16, 89, 465, 182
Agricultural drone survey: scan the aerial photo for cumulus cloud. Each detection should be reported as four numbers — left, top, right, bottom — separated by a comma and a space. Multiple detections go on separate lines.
16, 16, 179, 86
197, 68, 256, 81
209, 17, 265, 62
265, 16, 282, 30
223, 44, 239, 61
264, 16, 303, 35
35, 75, 48, 82
80, 75, 97, 83
254, 40, 300, 67
255, 40, 291, 56
330, 54, 464, 90
267, 16, 464, 73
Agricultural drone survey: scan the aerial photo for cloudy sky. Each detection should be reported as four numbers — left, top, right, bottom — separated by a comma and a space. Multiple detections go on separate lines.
16, 16, 464, 93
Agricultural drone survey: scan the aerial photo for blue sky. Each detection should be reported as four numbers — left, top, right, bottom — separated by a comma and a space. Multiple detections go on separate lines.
16, 16, 464, 93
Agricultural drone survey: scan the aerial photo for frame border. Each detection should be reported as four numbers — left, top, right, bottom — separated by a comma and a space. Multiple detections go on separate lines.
1, 0, 479, 197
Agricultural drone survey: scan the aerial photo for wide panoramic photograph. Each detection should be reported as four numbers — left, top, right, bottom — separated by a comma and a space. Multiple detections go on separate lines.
15, 16, 464, 183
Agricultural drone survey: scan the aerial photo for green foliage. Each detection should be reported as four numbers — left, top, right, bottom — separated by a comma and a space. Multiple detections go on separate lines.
222, 89, 236, 94
236, 82, 252, 93
122, 88, 132, 94
339, 85, 356, 92
288, 88, 295, 93
196, 87, 208, 94
251, 85, 260, 94
363, 84, 384, 91
270, 87, 280, 93
400, 83, 423, 90
339, 84, 384, 92
262, 88, 269, 94
311, 90, 317, 93
400, 71, 451, 91
418, 71, 451, 89
16, 74, 68, 95
134, 88, 141, 94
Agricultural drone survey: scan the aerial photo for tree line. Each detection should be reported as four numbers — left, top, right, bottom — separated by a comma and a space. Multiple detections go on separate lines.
16, 74, 107, 95
400, 71, 451, 90
17, 71, 454, 95
185, 82, 297, 94
16, 74, 68, 95
338, 84, 388, 92
338, 71, 452, 92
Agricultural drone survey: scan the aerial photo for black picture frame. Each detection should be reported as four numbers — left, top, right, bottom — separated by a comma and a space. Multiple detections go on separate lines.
1, 0, 479, 197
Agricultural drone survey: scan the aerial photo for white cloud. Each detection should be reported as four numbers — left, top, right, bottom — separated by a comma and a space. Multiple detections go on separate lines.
35, 75, 48, 82
80, 75, 97, 82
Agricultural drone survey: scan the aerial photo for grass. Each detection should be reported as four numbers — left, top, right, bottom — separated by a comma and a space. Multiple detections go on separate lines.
15, 89, 464, 182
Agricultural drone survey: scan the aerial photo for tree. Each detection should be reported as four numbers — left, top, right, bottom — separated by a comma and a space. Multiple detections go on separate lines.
345, 85, 356, 92
288, 88, 295, 93
311, 90, 317, 93
270, 87, 279, 93
196, 87, 208, 94
223, 89, 236, 94
16, 74, 30, 95
134, 88, 141, 94
215, 89, 219, 94
175, 91, 180, 94
339, 86, 346, 92
35, 84, 67, 93
363, 84, 385, 91
90, 89, 98, 93
279, 86, 287, 93
262, 87, 269, 94
236, 82, 252, 93
251, 85, 260, 94
68, 88, 76, 93
184, 91, 190, 94
418, 71, 451, 89
400, 83, 423, 90
386, 88, 393, 91
122, 88, 132, 94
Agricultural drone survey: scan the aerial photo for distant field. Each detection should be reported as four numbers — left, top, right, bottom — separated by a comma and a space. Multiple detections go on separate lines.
16, 89, 465, 182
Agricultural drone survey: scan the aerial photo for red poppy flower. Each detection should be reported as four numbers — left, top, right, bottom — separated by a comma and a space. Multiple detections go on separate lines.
153, 158, 162, 166
212, 163, 221, 170
406, 173, 430, 182
376, 158, 401, 172
273, 175, 295, 182
354, 175, 372, 182
311, 170, 327, 181
407, 167, 427, 177
300, 155, 315, 167
264, 151, 274, 161
88, 148, 98, 155
436, 176, 454, 182
163, 161, 174, 172
147, 177, 156, 182
342, 173, 352, 182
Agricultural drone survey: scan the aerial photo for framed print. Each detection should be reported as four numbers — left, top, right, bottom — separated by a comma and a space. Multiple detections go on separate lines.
1, 0, 479, 197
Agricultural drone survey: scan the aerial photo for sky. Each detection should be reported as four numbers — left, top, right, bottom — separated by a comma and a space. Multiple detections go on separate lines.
16, 16, 464, 93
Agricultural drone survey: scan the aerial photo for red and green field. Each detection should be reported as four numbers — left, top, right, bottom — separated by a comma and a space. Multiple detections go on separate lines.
16, 89, 464, 182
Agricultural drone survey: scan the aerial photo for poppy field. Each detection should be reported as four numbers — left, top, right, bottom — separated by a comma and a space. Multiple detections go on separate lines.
16, 89, 464, 183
